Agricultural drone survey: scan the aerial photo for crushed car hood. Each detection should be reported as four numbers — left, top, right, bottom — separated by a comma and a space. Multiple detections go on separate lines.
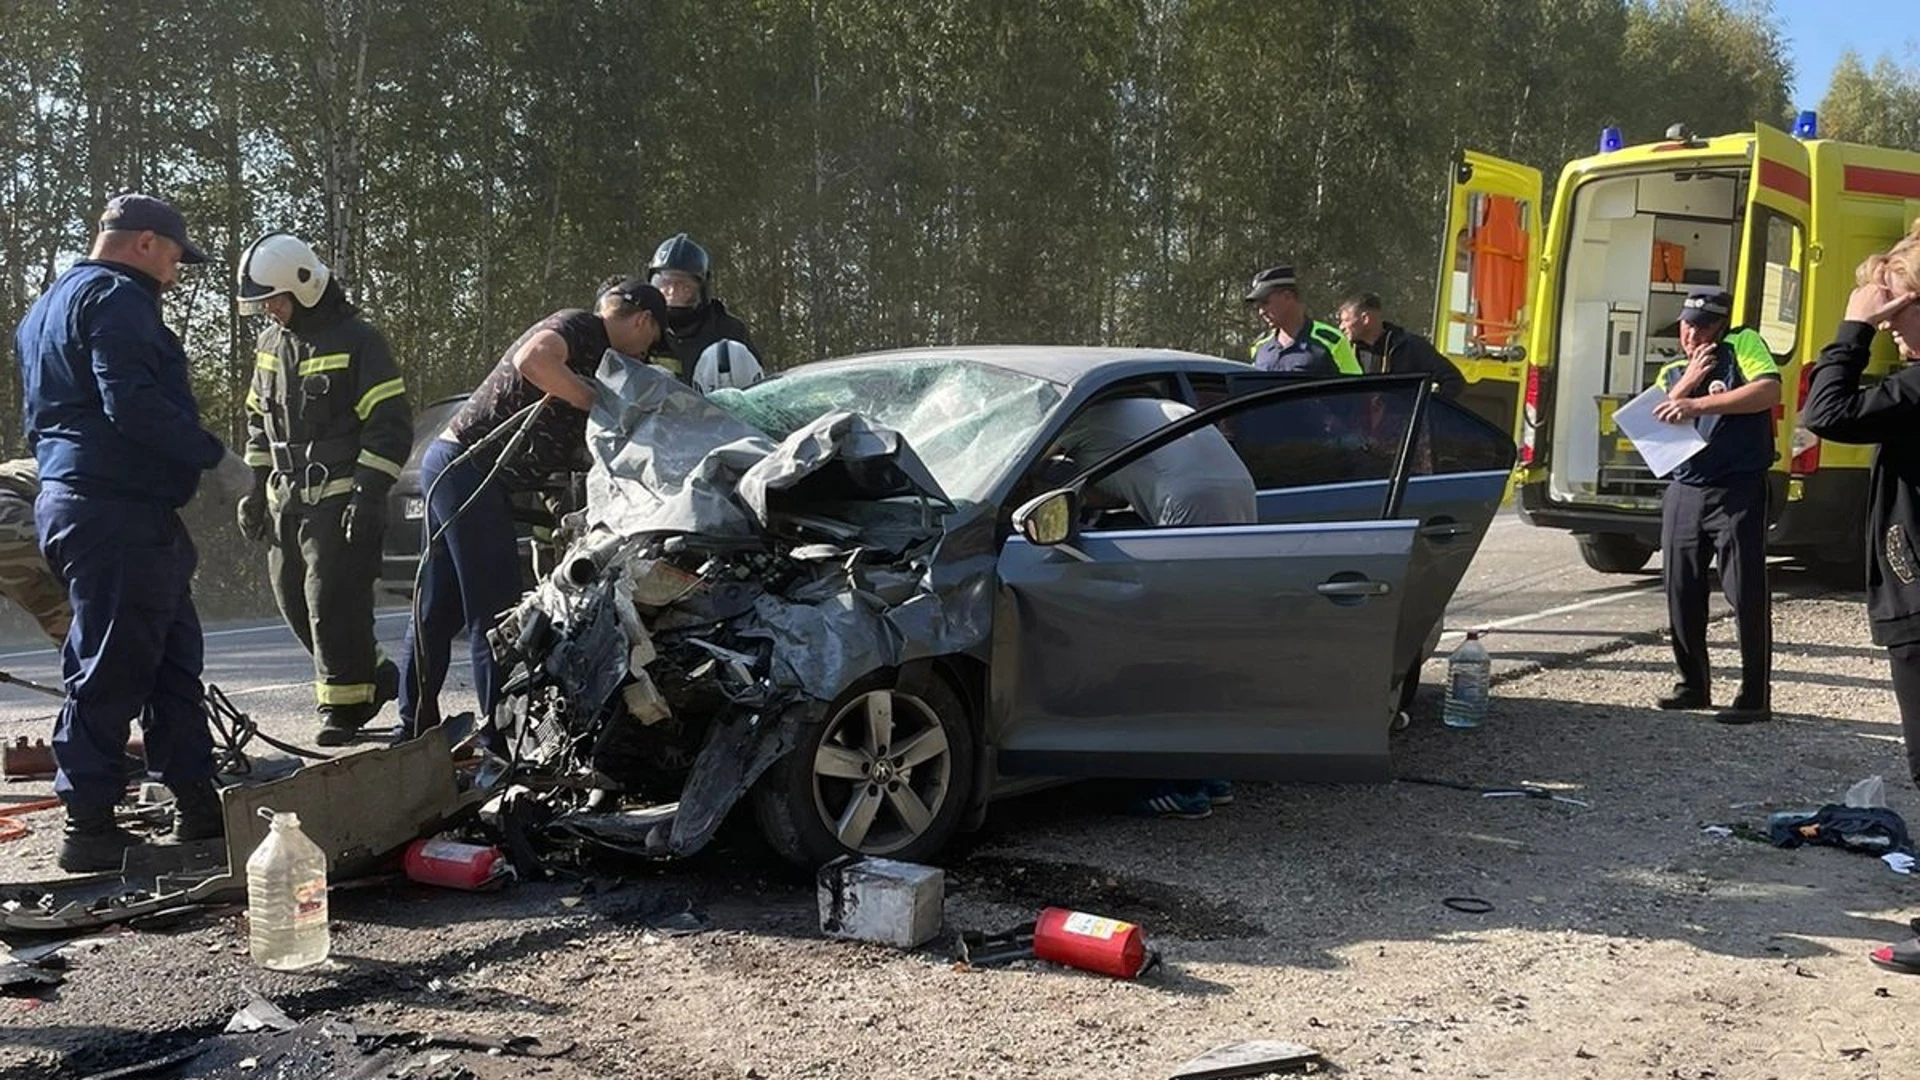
482, 356, 999, 860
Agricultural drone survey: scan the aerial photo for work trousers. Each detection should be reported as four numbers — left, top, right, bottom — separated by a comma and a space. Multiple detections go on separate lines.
34, 483, 213, 812
398, 439, 520, 731
268, 497, 384, 717
1661, 471, 1771, 705
0, 490, 70, 642
1886, 643, 1920, 786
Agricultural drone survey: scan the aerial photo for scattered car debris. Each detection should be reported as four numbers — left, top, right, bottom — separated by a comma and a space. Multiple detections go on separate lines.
1168, 1039, 1324, 1078
817, 856, 945, 948
83, 996, 575, 1080
1768, 805, 1913, 856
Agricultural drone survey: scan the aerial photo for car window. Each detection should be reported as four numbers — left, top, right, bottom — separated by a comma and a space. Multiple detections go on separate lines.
1420, 395, 1515, 476
1220, 380, 1423, 491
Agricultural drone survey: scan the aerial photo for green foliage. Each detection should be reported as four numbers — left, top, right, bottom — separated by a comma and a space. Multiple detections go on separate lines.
0, 0, 1805, 456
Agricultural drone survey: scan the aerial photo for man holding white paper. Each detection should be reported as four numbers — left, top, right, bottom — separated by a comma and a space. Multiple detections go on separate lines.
1648, 289, 1781, 724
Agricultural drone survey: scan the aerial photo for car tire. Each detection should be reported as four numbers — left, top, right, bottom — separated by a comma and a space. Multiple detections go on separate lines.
752, 672, 976, 868
1577, 532, 1655, 574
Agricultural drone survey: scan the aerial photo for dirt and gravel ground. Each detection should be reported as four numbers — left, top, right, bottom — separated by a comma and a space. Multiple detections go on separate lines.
5, 582, 1919, 1078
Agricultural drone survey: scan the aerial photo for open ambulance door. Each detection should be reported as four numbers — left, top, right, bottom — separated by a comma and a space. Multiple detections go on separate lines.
1732, 123, 1810, 488
1432, 149, 1543, 452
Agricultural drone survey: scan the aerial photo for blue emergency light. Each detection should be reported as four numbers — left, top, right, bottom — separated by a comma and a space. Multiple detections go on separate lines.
1794, 110, 1818, 139
1599, 126, 1624, 153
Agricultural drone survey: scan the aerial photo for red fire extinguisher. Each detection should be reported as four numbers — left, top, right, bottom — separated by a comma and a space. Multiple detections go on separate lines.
403, 838, 511, 891
1032, 907, 1154, 979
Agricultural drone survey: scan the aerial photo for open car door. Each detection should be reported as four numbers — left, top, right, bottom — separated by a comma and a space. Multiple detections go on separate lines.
991, 377, 1436, 784
1215, 371, 1514, 701
1434, 149, 1543, 444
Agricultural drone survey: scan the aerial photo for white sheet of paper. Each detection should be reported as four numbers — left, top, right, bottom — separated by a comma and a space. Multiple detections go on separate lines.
1611, 385, 1713, 479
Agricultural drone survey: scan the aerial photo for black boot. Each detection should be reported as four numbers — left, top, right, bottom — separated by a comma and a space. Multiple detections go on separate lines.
169, 780, 226, 842
375, 658, 400, 707
59, 808, 144, 873
316, 703, 377, 747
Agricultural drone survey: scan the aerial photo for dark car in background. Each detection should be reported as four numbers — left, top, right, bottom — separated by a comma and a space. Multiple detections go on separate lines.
381, 395, 576, 596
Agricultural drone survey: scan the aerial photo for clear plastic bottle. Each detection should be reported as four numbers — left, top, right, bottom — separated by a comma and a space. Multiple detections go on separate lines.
246, 808, 330, 971
1441, 631, 1492, 729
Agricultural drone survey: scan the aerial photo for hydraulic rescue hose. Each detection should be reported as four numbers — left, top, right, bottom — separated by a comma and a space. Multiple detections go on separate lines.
406, 396, 555, 731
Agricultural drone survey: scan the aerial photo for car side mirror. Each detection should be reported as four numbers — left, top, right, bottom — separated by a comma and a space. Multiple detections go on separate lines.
1012, 488, 1079, 546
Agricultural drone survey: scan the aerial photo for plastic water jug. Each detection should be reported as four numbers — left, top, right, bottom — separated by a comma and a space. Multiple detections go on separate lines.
246, 808, 330, 970
1442, 632, 1491, 729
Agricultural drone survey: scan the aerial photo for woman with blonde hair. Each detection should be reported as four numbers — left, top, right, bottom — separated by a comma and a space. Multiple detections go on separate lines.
1800, 223, 1920, 973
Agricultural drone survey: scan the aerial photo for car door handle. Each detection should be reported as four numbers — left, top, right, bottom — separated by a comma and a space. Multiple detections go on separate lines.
1420, 520, 1472, 540
1317, 579, 1392, 597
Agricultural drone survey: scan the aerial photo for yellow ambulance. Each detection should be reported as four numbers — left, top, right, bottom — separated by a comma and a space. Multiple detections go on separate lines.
1437, 117, 1920, 578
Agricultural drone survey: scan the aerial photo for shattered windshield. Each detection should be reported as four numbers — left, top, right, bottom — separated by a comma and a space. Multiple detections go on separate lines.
709, 358, 1063, 506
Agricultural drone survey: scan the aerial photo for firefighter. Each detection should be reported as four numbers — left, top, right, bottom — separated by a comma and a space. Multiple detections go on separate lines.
1650, 289, 1780, 724
15, 193, 229, 871
399, 279, 668, 737
1336, 291, 1467, 398
237, 233, 412, 747
646, 233, 758, 379
1244, 265, 1362, 375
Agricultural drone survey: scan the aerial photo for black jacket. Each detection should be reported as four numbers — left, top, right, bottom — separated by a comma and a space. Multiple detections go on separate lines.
1360, 322, 1466, 399
654, 298, 755, 378
1801, 320, 1920, 646
244, 291, 412, 513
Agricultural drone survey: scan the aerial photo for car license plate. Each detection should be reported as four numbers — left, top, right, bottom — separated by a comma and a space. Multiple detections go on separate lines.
403, 497, 426, 521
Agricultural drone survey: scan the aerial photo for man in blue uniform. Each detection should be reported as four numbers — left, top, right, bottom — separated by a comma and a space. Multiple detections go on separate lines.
1650, 289, 1780, 724
14, 194, 230, 871
1244, 265, 1362, 375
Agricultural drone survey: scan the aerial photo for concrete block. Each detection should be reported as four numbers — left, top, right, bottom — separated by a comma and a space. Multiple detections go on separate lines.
817, 856, 944, 949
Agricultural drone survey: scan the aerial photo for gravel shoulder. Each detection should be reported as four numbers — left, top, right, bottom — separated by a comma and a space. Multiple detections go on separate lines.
5, 593, 1918, 1079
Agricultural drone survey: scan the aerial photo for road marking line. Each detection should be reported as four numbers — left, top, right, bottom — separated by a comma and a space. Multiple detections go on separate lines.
0, 609, 412, 663
1439, 583, 1663, 643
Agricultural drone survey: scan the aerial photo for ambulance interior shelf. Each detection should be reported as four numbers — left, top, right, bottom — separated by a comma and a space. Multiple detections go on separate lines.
1550, 168, 1743, 507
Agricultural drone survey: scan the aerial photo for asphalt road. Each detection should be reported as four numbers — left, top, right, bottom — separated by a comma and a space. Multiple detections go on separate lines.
0, 508, 1708, 748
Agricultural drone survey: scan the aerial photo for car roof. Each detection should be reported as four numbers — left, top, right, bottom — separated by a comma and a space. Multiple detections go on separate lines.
794, 345, 1248, 388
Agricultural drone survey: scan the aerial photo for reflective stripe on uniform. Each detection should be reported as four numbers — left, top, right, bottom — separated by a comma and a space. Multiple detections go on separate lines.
1310, 322, 1363, 376
255, 351, 281, 373
1248, 332, 1273, 361
357, 448, 403, 479
243, 448, 272, 468
355, 377, 406, 420
245, 387, 263, 413
315, 681, 376, 706
298, 352, 353, 376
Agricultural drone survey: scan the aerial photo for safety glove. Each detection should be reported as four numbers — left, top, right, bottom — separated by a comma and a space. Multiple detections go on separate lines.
341, 484, 388, 547
236, 470, 271, 543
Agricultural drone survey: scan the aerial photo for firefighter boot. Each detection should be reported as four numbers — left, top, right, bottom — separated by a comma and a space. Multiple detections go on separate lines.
375, 657, 400, 710
59, 807, 145, 873
315, 703, 378, 747
170, 780, 226, 842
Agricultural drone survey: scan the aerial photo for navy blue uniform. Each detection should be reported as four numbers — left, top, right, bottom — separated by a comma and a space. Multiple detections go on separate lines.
14, 260, 225, 813
1657, 329, 1778, 710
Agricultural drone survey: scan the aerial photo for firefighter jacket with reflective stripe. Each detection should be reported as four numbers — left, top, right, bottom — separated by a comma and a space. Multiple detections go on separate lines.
244, 308, 412, 511
1250, 318, 1363, 375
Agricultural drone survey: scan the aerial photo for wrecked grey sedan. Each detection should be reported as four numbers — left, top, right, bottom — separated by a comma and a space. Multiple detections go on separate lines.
484, 348, 1514, 866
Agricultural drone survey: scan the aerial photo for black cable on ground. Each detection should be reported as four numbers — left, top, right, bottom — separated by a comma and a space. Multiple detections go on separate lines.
407, 395, 554, 738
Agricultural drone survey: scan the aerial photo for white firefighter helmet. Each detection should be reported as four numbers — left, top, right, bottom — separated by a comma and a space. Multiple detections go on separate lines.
236, 232, 331, 314
693, 339, 764, 393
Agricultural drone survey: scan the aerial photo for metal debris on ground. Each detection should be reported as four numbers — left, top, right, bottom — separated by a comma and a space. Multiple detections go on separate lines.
1168, 1040, 1325, 1079
818, 856, 945, 948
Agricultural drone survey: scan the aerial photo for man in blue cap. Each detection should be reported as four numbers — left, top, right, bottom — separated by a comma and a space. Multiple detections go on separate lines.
14, 193, 230, 871
1243, 265, 1362, 376
1650, 288, 1780, 724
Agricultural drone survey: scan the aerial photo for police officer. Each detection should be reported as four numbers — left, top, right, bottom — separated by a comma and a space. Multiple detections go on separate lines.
1244, 265, 1362, 375
1337, 291, 1467, 398
646, 233, 758, 378
1651, 289, 1780, 724
14, 194, 228, 871
236, 234, 412, 746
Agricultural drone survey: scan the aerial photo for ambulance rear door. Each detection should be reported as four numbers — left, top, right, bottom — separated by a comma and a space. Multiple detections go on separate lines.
1432, 149, 1544, 446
